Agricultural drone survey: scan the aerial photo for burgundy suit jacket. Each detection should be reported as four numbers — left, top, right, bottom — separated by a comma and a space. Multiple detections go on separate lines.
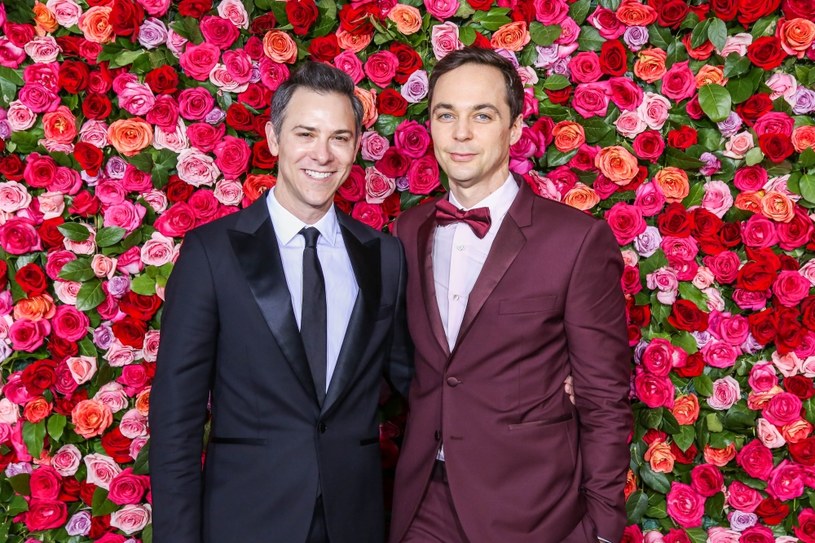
389, 179, 632, 543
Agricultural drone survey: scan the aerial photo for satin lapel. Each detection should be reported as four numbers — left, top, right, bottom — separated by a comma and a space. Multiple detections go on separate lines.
322, 215, 381, 415
227, 198, 317, 403
417, 208, 450, 358
453, 181, 532, 352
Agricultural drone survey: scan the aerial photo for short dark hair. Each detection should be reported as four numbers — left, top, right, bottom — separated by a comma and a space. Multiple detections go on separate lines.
270, 62, 364, 138
428, 47, 524, 126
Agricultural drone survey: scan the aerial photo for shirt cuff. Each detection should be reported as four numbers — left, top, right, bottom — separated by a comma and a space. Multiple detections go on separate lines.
597, 537, 612, 543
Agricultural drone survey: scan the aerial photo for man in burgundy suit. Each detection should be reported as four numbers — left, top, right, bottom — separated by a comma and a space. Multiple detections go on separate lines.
389, 47, 632, 543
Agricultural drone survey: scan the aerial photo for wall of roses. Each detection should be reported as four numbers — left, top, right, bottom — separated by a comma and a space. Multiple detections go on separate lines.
0, 0, 814, 541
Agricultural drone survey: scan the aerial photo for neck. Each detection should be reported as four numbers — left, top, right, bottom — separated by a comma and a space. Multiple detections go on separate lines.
449, 171, 510, 209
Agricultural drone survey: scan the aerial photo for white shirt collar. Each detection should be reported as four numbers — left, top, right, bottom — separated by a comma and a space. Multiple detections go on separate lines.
266, 187, 341, 246
448, 174, 518, 222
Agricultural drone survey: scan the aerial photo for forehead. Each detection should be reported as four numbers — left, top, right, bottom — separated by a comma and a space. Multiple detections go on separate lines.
281, 88, 356, 130
431, 63, 509, 111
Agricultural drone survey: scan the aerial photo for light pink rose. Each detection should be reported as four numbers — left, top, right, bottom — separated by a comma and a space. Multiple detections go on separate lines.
756, 418, 786, 448
0, 182, 32, 213
0, 398, 19, 424
24, 36, 61, 63
119, 409, 148, 439
6, 100, 37, 131
217, 0, 249, 29
701, 180, 733, 219
213, 179, 243, 207
62, 225, 96, 255
93, 382, 129, 412
772, 351, 802, 378
78, 119, 109, 148
36, 192, 64, 220
84, 453, 122, 490
105, 342, 138, 369
51, 444, 82, 476
46, 0, 82, 27
361, 131, 389, 162
706, 527, 740, 543
765, 73, 797, 101
140, 232, 175, 266
53, 280, 80, 305
143, 331, 161, 362
66, 355, 97, 385
364, 167, 396, 205
103, 201, 146, 234
177, 148, 221, 187
572, 82, 611, 118
723, 131, 754, 159
110, 504, 152, 535
430, 22, 463, 60
719, 33, 753, 56
707, 376, 741, 409
209, 64, 248, 93
615, 110, 647, 138
637, 92, 671, 130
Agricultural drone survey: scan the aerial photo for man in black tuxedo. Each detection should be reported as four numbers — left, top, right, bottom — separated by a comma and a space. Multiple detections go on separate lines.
149, 62, 413, 543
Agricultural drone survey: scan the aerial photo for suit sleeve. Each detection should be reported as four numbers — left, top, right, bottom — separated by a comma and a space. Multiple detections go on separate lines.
383, 235, 414, 398
149, 230, 218, 543
563, 219, 632, 542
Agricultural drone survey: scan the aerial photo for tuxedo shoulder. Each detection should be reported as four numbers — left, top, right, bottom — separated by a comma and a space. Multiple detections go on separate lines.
531, 193, 604, 230
394, 198, 438, 230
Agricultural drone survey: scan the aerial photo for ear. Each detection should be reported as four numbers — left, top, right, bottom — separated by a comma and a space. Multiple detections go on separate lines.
265, 121, 279, 156
508, 114, 523, 146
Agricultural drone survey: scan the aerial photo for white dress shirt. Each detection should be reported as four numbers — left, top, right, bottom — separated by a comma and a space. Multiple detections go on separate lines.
433, 175, 518, 461
266, 188, 359, 392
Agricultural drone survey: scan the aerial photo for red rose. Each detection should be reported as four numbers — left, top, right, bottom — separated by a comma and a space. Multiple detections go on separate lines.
30, 466, 62, 500
15, 263, 48, 297
286, 0, 318, 36
747, 37, 788, 70
351, 202, 387, 230
58, 60, 90, 94
775, 313, 805, 354
237, 83, 270, 111
73, 142, 104, 176
337, 165, 366, 203
0, 154, 24, 181
632, 130, 665, 163
802, 296, 815, 331
376, 147, 410, 178
377, 88, 408, 117
748, 310, 777, 345
69, 191, 100, 217
657, 203, 693, 237
737, 261, 776, 292
472, 31, 492, 49
758, 133, 794, 163
735, 94, 773, 127
738, 0, 781, 24
670, 442, 699, 464
784, 376, 815, 400
21, 359, 57, 396
24, 499, 67, 532
4, 22, 35, 47
251, 140, 277, 170
79, 481, 97, 507
37, 218, 65, 250
718, 223, 741, 249
226, 103, 255, 132
789, 438, 815, 466
109, 0, 144, 40
119, 291, 162, 321
308, 35, 340, 63
690, 464, 723, 497
544, 86, 573, 105
112, 317, 148, 349
510, 1, 535, 22
755, 497, 790, 525
101, 427, 133, 464
667, 126, 697, 150
250, 13, 277, 35
691, 209, 724, 245
599, 40, 628, 77
0, 260, 7, 290
166, 176, 195, 203
675, 352, 704, 378
468, 0, 493, 8
390, 42, 423, 85
178, 0, 212, 18
48, 337, 78, 362
668, 300, 709, 332
338, 3, 376, 35
783, 0, 815, 19
81, 93, 112, 120
145, 65, 179, 95
89, 514, 112, 540
710, 0, 738, 19
657, 0, 690, 28
60, 477, 81, 502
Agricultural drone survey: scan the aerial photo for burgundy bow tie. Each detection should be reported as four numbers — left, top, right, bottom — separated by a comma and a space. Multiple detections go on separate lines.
434, 198, 492, 239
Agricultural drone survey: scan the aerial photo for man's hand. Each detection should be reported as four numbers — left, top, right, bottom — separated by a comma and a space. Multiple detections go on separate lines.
564, 375, 575, 405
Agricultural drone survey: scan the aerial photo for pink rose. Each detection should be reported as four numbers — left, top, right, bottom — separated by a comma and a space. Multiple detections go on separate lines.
634, 182, 666, 216
365, 167, 396, 205
430, 22, 463, 60
66, 355, 97, 385
118, 408, 148, 437
424, 0, 459, 21
213, 136, 251, 180
0, 37, 26, 69
690, 464, 723, 497
146, 95, 180, 131
701, 180, 733, 219
143, 330, 161, 362
18, 83, 60, 112
0, 181, 32, 213
179, 42, 221, 81
6, 100, 37, 131
703, 251, 740, 285
741, 214, 778, 249
701, 340, 740, 369
222, 49, 252, 84
140, 232, 175, 266
767, 460, 805, 500
187, 122, 225, 153
24, 152, 57, 188
110, 504, 151, 535
706, 527, 740, 543
103, 201, 146, 234
51, 444, 82, 476
351, 202, 387, 231
48, 167, 82, 195
108, 468, 149, 505
333, 51, 364, 85
660, 61, 696, 101
608, 77, 644, 111
753, 112, 794, 138
258, 58, 290, 90
641, 338, 684, 377
723, 132, 754, 159
756, 418, 786, 448
637, 92, 671, 130
572, 82, 611, 118
634, 369, 674, 408
83, 452, 122, 490
177, 148, 220, 187
763, 392, 803, 426
364, 50, 399, 88
605, 202, 646, 245
9, 319, 51, 352
52, 305, 90, 342
360, 131, 390, 162
778, 208, 813, 250
661, 236, 698, 264
666, 482, 705, 528
726, 480, 762, 512
136, 0, 171, 16
706, 376, 741, 409
188, 190, 219, 223
177, 87, 216, 121
199, 16, 240, 49
773, 270, 810, 307
29, 465, 61, 499
569, 52, 602, 84
217, 0, 249, 29
118, 81, 156, 116
394, 120, 431, 160
407, 155, 440, 195
587, 6, 625, 39
535, 0, 569, 25
154, 203, 197, 238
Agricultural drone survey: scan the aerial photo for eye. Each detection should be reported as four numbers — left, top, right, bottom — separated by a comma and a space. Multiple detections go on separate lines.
435, 112, 454, 121
475, 113, 493, 121
333, 135, 351, 142
296, 132, 313, 139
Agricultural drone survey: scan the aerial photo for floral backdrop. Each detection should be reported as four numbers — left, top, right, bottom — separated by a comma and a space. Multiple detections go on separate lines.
0, 0, 814, 541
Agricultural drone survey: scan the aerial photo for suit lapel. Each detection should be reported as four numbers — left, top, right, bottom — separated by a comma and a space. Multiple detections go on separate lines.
322, 212, 381, 415
453, 178, 533, 352
416, 204, 451, 358
227, 197, 318, 403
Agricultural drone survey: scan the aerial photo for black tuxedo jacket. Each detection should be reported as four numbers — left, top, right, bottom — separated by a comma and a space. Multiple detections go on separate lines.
148, 196, 413, 543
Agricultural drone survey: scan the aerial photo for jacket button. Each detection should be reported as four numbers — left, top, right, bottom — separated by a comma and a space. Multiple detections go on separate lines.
318, 422, 327, 433
446, 377, 461, 387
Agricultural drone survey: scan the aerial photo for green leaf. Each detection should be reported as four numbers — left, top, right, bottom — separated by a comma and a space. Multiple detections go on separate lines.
133, 441, 150, 475
723, 404, 758, 431
686, 528, 709, 543
57, 222, 91, 242
6, 494, 28, 517
681, 182, 705, 208
705, 492, 726, 520
706, 18, 727, 52
639, 463, 671, 493
706, 412, 724, 433
598, 0, 621, 9
645, 497, 668, 518
459, 26, 477, 46
661, 410, 681, 434
131, 273, 157, 296
800, 148, 815, 168
4, 0, 35, 23
666, 148, 705, 170
678, 283, 708, 311
626, 491, 649, 524
698, 84, 732, 123
96, 227, 126, 248
648, 25, 672, 50
374, 114, 401, 137
693, 374, 714, 397
472, 8, 512, 32
639, 252, 669, 277
579, 117, 613, 144
798, 174, 815, 204
8, 474, 30, 496
128, 152, 154, 173
651, 300, 670, 325
727, 69, 762, 104
47, 414, 67, 442
643, 407, 663, 429
671, 332, 699, 355
690, 19, 711, 49
751, 16, 776, 39
723, 54, 752, 78
312, 0, 337, 37
542, 74, 570, 91
0, 67, 23, 87
22, 421, 45, 459
58, 259, 95, 282
529, 23, 562, 47
569, 0, 591, 25
76, 279, 105, 312
545, 147, 578, 168
674, 425, 696, 451
142, 524, 153, 543
92, 487, 119, 516
744, 147, 765, 166
109, 49, 146, 69
577, 27, 605, 51
79, 337, 98, 357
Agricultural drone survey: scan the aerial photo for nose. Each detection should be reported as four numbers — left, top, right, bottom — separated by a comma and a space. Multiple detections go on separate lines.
453, 118, 472, 141
310, 137, 332, 164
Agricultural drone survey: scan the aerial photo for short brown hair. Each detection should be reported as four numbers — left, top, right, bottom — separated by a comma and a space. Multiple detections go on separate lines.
428, 47, 524, 126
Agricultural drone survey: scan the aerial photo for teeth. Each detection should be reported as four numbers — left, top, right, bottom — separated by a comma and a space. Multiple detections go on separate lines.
305, 170, 332, 179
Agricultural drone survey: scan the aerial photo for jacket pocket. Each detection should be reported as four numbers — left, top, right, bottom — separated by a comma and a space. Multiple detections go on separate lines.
507, 412, 573, 430
499, 295, 558, 315
209, 436, 267, 446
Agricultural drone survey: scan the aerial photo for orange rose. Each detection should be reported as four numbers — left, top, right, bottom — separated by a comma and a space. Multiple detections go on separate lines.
615, 0, 657, 25
135, 388, 151, 417
703, 443, 736, 467
262, 30, 298, 64
624, 469, 637, 500
563, 183, 599, 211
695, 65, 727, 88
777, 18, 815, 57
644, 440, 675, 473
653, 167, 689, 203
672, 394, 700, 425
336, 29, 373, 53
108, 117, 153, 157
33, 2, 59, 33
792, 125, 815, 152
782, 418, 813, 443
553, 121, 586, 152
747, 387, 782, 411
71, 399, 113, 439
734, 191, 763, 214
490, 21, 531, 52
42, 105, 77, 145
760, 191, 795, 223
387, 4, 422, 35
595, 146, 639, 185
243, 174, 276, 203
78, 6, 114, 44
24, 397, 52, 424
633, 48, 667, 83
13, 294, 56, 322
355, 87, 378, 129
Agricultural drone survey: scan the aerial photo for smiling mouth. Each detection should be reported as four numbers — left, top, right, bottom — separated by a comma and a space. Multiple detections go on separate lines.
449, 152, 477, 161
303, 169, 333, 179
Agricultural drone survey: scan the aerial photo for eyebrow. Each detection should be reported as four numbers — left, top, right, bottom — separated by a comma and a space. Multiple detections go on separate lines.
291, 125, 355, 136
431, 103, 502, 116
